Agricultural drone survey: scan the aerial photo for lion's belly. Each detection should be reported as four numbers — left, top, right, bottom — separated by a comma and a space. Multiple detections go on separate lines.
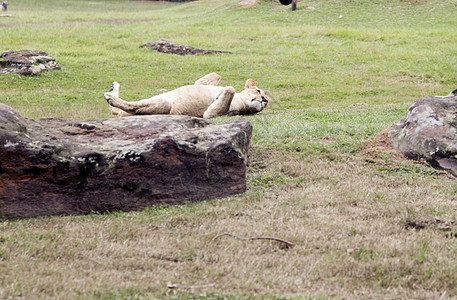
167, 85, 223, 117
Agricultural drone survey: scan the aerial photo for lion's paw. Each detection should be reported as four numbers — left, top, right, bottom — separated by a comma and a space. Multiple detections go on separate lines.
109, 81, 120, 93
104, 92, 113, 103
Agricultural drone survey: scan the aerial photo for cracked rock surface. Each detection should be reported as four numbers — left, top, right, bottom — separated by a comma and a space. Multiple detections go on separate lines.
0, 104, 252, 219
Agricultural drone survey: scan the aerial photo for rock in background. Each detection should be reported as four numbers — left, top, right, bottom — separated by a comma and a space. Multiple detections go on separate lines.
140, 39, 232, 56
389, 96, 457, 175
0, 104, 252, 219
0, 50, 61, 75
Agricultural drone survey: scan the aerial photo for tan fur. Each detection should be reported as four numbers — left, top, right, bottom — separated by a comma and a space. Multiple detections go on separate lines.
104, 73, 269, 119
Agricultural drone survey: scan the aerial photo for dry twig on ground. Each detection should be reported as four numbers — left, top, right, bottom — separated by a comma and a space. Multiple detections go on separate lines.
212, 233, 295, 249
167, 282, 216, 290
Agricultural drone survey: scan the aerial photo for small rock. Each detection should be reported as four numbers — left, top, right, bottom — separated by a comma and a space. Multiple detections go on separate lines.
0, 50, 60, 75
140, 39, 232, 56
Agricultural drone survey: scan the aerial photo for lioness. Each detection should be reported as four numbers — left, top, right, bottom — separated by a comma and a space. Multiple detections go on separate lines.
104, 73, 269, 118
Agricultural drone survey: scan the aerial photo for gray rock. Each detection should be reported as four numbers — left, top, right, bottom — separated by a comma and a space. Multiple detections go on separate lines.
0, 50, 61, 75
389, 96, 457, 175
0, 104, 252, 219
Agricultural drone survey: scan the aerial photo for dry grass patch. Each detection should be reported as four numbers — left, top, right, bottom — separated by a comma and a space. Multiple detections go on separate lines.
3, 0, 457, 297
2, 146, 457, 298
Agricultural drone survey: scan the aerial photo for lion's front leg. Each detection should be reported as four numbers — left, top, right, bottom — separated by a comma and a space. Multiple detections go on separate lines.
203, 86, 235, 119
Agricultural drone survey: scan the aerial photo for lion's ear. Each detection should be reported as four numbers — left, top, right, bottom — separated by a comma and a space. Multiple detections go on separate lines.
245, 79, 256, 89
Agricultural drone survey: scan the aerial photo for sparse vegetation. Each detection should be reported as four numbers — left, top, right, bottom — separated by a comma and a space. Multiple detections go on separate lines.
2, 0, 457, 298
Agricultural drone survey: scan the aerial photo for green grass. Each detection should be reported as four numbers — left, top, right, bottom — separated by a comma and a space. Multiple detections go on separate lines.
3, 0, 457, 119
3, 0, 457, 298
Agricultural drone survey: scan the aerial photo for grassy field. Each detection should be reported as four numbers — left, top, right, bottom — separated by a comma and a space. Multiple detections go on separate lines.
2, 0, 457, 298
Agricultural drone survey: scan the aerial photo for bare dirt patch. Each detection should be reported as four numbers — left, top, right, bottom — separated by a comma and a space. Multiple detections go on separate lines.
0, 18, 155, 28
238, 0, 258, 8
360, 127, 406, 162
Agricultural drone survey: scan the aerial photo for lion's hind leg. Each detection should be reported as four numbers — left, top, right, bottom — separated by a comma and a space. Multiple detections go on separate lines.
203, 86, 235, 119
109, 81, 120, 97
105, 82, 133, 117
104, 88, 172, 116
134, 98, 172, 115
194, 73, 221, 86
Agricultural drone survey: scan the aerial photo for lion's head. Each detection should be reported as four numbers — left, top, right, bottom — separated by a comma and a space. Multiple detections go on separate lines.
240, 78, 269, 114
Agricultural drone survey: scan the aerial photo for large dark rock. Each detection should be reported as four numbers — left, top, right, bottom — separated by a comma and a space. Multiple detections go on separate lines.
0, 104, 252, 219
389, 96, 457, 175
0, 50, 61, 75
